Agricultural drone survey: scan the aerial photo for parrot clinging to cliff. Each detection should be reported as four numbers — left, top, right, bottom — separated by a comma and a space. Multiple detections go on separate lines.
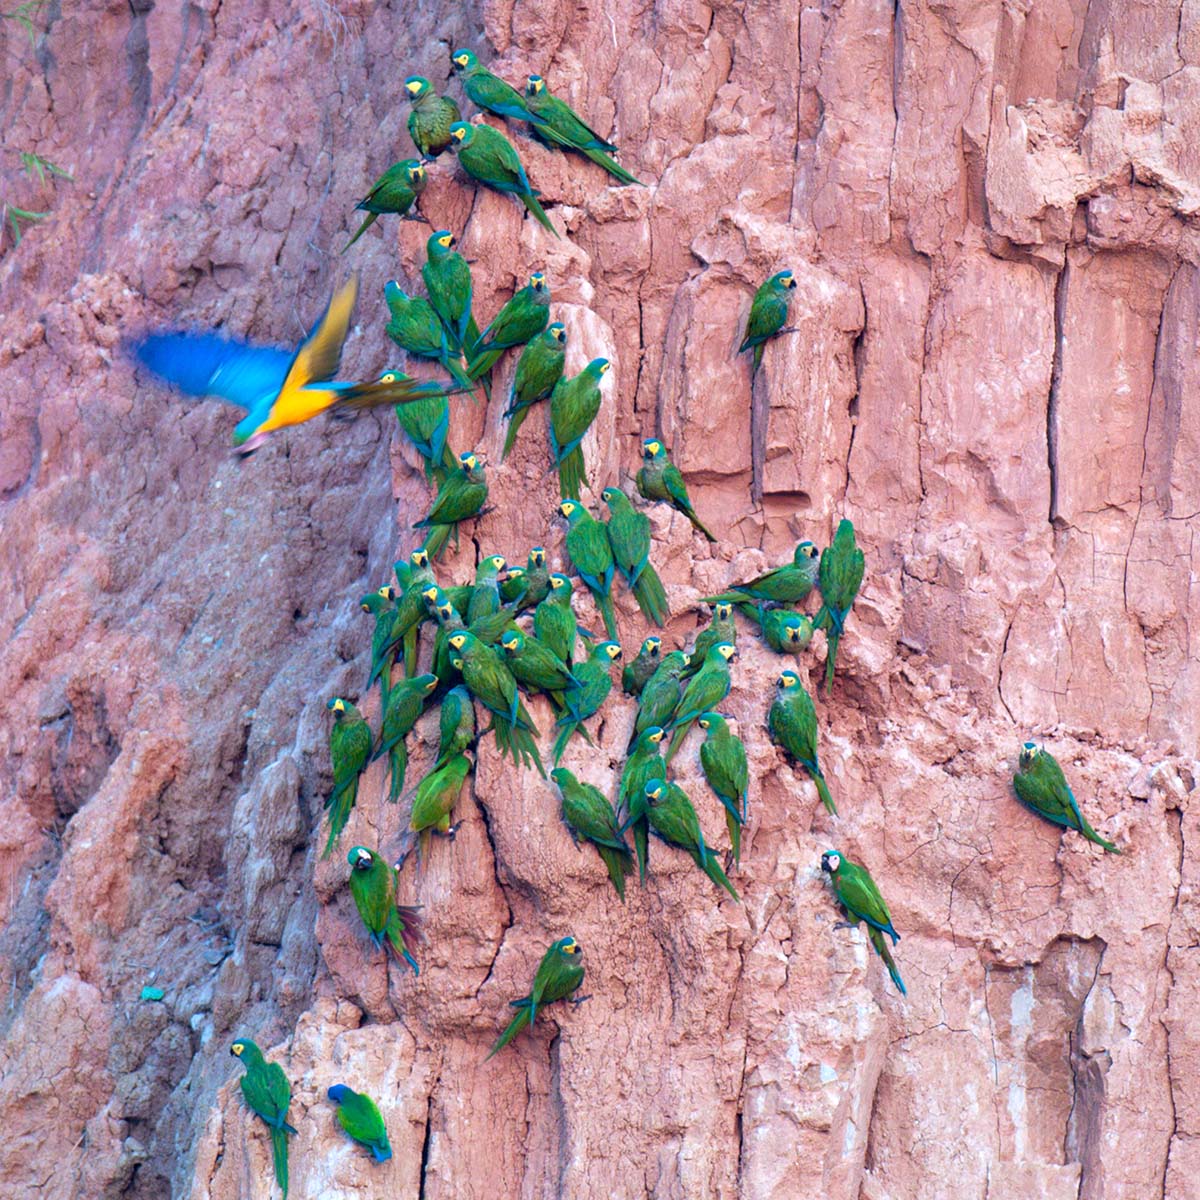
815, 518, 865, 692
230, 1039, 297, 1199
550, 359, 610, 500
751, 606, 814, 658
373, 673, 438, 802
559, 499, 618, 641
701, 541, 820, 609
602, 485, 669, 627
629, 649, 689, 750
451, 48, 543, 123
681, 603, 736, 680
552, 768, 635, 901
1012, 742, 1121, 853
821, 849, 906, 996
500, 626, 580, 711
415, 451, 489, 560
617, 726, 667, 883
738, 270, 798, 376
485, 936, 587, 1060
533, 573, 588, 666
468, 272, 551, 380
644, 780, 739, 901
635, 438, 717, 541
519, 546, 552, 611
323, 697, 372, 859
448, 122, 559, 238
327, 1085, 392, 1163
698, 712, 749, 867
423, 229, 479, 356
665, 642, 735, 764
384, 370, 456, 481
346, 845, 422, 973
622, 636, 662, 697
383, 280, 474, 390
502, 323, 567, 461
343, 158, 426, 251
768, 671, 836, 816
405, 752, 472, 866
404, 75, 462, 160
552, 640, 622, 764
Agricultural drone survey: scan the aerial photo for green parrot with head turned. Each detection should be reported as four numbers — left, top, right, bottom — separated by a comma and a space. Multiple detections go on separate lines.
499, 565, 528, 607
550, 359, 610, 500
377, 370, 456, 482
500, 626, 580, 710
551, 767, 634, 901
327, 1085, 391, 1162
617, 726, 666, 883
701, 541, 820, 608
448, 122, 559, 238
346, 845, 422, 973
1012, 742, 1121, 853
629, 649, 689, 749
405, 752, 472, 866
682, 602, 737, 680
360, 586, 399, 700
324, 697, 372, 859
502, 323, 566, 461
697, 712, 748, 866
343, 158, 426, 252
230, 1039, 296, 1198
423, 229, 479, 355
485, 936, 587, 1060
739, 269, 798, 375
379, 547, 436, 683
623, 636, 662, 696
768, 670, 835, 815
451, 48, 545, 123
415, 450, 489, 559
404, 75, 462, 159
815, 519, 865, 692
558, 499, 618, 641
519, 546, 552, 610
751, 606, 814, 657
467, 554, 507, 625
602, 485, 669, 627
552, 640, 622, 764
644, 780, 739, 901
373, 673, 439, 802
435, 685, 476, 767
665, 642, 735, 764
821, 849, 905, 996
468, 272, 551, 380
383, 280, 473, 390
636, 438, 717, 541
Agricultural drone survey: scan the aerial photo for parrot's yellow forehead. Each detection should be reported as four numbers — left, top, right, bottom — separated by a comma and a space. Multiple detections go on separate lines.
422, 584, 439, 600
527, 75, 545, 93
451, 125, 467, 141
412, 549, 429, 567
649, 728, 664, 742
453, 52, 470, 65
405, 78, 424, 94
644, 439, 661, 455
501, 632, 518, 647
800, 542, 818, 558
646, 783, 664, 798
461, 453, 478, 469
605, 644, 622, 660
779, 271, 794, 285
718, 644, 735, 660
425, 677, 438, 690
437, 603, 454, 619
562, 937, 581, 954
332, 698, 346, 713
716, 603, 732, 618
779, 672, 799, 688
437, 232, 453, 248
559, 501, 576, 517
507, 566, 524, 578
451, 656, 464, 669
549, 575, 564, 589
551, 325, 566, 342
360, 601, 371, 612
530, 547, 545, 564
598, 361, 612, 375
530, 272, 545, 286
449, 633, 467, 649
489, 555, 506, 569
698, 716, 710, 729
646, 637, 661, 651
379, 585, 395, 598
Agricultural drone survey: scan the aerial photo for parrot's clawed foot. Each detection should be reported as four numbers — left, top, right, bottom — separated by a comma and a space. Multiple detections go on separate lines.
568, 993, 592, 1006
833, 920, 858, 932
723, 850, 735, 874
447, 822, 462, 841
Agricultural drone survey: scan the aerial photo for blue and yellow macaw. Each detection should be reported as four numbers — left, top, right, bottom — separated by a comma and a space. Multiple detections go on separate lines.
132, 277, 457, 453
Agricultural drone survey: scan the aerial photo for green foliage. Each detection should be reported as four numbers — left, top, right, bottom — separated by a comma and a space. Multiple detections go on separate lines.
20, 151, 72, 185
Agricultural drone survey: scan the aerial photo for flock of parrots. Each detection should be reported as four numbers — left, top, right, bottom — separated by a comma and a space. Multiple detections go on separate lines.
127, 46, 1124, 1197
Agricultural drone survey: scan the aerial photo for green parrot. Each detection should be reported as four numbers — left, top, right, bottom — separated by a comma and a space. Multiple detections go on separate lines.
550, 358, 610, 500
750, 606, 814, 657
617, 726, 666, 883
467, 554, 507, 625
501, 627, 580, 708
415, 450, 489, 559
384, 280, 473, 389
622, 635, 661, 696
485, 935, 587, 1060
451, 47, 544, 124
406, 752, 472, 865
426, 585, 515, 691
552, 641, 622, 764
343, 158, 426, 252
502, 323, 566, 461
635, 438, 717, 542
701, 541, 821, 608
821, 849, 905, 996
448, 631, 544, 775
601, 485, 668, 627
381, 547, 437, 682
629, 649, 689, 749
665, 642, 735, 764
378, 370, 455, 482
499, 565, 528, 607
327, 1085, 392, 1162
1013, 742, 1121, 853
404, 75, 462, 160
768, 670, 835, 815
523, 75, 643, 186
815, 519, 865, 692
551, 767, 634, 901
534, 573, 584, 665
467, 272, 551, 380
346, 845, 422, 972
559, 499, 618, 640
697, 713, 748, 866
448, 121, 559, 238
435, 685, 476, 768
324, 697, 372, 859
644, 780, 739, 901
738, 269, 798, 375
520, 546, 552, 610
360, 586, 399, 700
681, 602, 737, 680
230, 1039, 296, 1198
423, 229, 479, 354
374, 674, 438, 802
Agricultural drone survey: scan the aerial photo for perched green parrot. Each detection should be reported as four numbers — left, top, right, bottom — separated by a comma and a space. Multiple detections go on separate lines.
550, 359, 610, 500
346, 845, 422, 972
768, 670, 835, 815
821, 849, 905, 995
423, 229, 478, 354
551, 767, 634, 901
435, 685, 476, 768
751, 606, 814, 657
327, 1085, 392, 1162
380, 547, 436, 682
665, 642, 735, 764
559, 499, 618, 640
343, 158, 426, 252
467, 272, 551, 379
374, 674, 438, 802
601, 485, 668, 627
523, 74, 643, 186
415, 450, 489, 560
426, 586, 467, 689
360, 586, 399, 700
534, 573, 585, 665
701, 541, 821, 608
629, 649, 689, 749
384, 280, 473, 389
404, 75, 462, 160
617, 726, 666, 883
499, 565, 528, 607
815, 519, 865, 692
485, 936, 586, 1060
230, 1039, 296, 1198
738, 269, 798, 375
552, 641, 622, 764
448, 631, 544, 775
324, 698, 372, 859
502, 323, 566, 461
448, 122, 559, 238
644, 780, 739, 901
406, 752, 472, 865
467, 554, 507, 625
697, 713, 748, 866
681, 603, 737, 680
451, 48, 543, 124
501, 627, 580, 708
520, 546, 552, 610
635, 438, 717, 541
377, 370, 456, 482
622, 635, 661, 696
1013, 742, 1121, 853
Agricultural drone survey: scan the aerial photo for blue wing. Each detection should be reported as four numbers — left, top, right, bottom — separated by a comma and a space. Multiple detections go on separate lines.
133, 332, 292, 413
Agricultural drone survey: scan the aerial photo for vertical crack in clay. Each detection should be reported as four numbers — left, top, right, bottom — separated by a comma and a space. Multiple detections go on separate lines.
1047, 260, 1070, 526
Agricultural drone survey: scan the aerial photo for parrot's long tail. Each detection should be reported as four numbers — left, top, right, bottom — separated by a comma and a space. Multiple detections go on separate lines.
723, 804, 742, 867
751, 341, 764, 375
823, 632, 841, 693
665, 720, 692, 765
869, 927, 907, 996
420, 523, 451, 561
632, 819, 648, 884
684, 504, 718, 542
485, 1000, 533, 1060
699, 590, 750, 607
501, 402, 534, 461
695, 847, 740, 901
342, 210, 379, 253
322, 782, 357, 860
385, 907, 422, 973
439, 352, 476, 393
806, 764, 837, 816
552, 719, 579, 766
270, 1125, 291, 1199
467, 345, 505, 380
403, 624, 420, 678
597, 845, 631, 902
583, 145, 643, 186
594, 590, 618, 641
1081, 820, 1122, 854
632, 564, 669, 627
493, 716, 546, 777
387, 742, 407, 803
557, 446, 586, 500
520, 191, 560, 238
